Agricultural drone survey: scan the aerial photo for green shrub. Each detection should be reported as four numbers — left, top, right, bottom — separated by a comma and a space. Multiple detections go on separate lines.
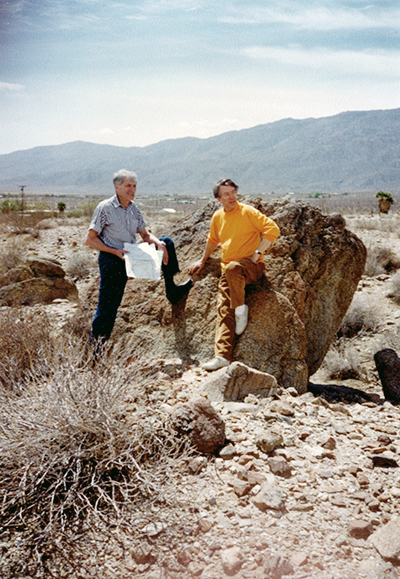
376, 190, 394, 204
0, 199, 22, 213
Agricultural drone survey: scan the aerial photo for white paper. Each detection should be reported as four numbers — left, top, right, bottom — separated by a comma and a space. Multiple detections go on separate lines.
123, 242, 164, 280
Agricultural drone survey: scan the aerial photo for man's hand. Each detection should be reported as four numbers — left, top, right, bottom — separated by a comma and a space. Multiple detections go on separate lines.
189, 259, 204, 275
114, 248, 129, 260
157, 242, 169, 265
250, 252, 263, 264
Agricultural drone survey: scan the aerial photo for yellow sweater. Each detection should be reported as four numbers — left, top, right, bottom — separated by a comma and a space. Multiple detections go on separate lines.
208, 202, 280, 265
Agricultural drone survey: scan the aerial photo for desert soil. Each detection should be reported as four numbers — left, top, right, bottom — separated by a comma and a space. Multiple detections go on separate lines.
6, 212, 400, 579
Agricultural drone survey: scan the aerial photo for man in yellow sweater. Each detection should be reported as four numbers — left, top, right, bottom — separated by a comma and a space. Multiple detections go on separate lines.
189, 178, 280, 371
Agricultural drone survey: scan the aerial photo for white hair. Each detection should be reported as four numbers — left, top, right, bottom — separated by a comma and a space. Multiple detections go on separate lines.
113, 169, 138, 185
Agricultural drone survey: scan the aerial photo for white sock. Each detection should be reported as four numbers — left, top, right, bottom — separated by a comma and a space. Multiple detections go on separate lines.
235, 304, 246, 314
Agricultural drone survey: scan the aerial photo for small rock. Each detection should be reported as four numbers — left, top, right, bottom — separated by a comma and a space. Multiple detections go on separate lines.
188, 456, 207, 474
233, 479, 252, 497
255, 429, 284, 454
348, 518, 373, 539
220, 546, 244, 575
131, 542, 157, 565
357, 472, 370, 486
290, 551, 308, 567
268, 456, 292, 478
371, 455, 399, 468
264, 554, 294, 578
371, 517, 400, 561
198, 518, 213, 533
252, 482, 286, 512
320, 435, 337, 450
219, 444, 237, 459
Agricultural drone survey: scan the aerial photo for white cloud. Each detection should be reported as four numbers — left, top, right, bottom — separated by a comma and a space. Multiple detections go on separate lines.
0, 81, 25, 92
141, 0, 203, 14
241, 45, 400, 78
220, 2, 400, 31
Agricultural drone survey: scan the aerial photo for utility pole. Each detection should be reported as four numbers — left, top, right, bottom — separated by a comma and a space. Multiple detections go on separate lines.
18, 185, 26, 212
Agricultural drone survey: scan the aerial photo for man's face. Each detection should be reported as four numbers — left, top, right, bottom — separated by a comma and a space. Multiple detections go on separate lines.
217, 185, 238, 212
115, 178, 137, 207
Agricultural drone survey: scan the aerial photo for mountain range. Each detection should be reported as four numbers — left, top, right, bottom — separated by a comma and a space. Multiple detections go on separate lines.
0, 108, 399, 196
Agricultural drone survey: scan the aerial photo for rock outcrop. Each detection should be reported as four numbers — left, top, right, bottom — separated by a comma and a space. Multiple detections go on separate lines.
0, 257, 78, 306
84, 198, 365, 391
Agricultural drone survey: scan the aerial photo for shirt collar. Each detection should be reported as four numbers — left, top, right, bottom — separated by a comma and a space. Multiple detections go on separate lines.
111, 194, 132, 209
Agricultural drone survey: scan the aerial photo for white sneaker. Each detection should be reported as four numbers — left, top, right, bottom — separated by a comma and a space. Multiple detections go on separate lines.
201, 356, 230, 371
235, 304, 248, 335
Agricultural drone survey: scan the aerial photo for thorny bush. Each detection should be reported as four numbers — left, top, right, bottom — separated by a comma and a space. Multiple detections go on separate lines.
0, 332, 194, 576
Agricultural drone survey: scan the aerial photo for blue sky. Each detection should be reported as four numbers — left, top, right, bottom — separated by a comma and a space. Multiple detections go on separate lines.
0, 0, 399, 155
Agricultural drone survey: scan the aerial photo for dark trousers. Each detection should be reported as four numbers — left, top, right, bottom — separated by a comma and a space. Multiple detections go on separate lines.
90, 237, 179, 344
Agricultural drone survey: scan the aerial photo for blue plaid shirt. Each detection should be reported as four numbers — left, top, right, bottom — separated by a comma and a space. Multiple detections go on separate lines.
89, 194, 147, 249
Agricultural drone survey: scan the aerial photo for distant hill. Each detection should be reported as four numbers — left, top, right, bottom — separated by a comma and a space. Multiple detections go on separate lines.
0, 108, 399, 195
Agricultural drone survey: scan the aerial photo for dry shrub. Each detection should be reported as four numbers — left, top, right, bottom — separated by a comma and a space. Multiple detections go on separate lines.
0, 238, 27, 278
65, 250, 97, 280
348, 214, 400, 233
372, 326, 400, 356
0, 211, 47, 236
36, 217, 59, 230
338, 293, 382, 339
0, 308, 54, 391
387, 270, 400, 305
323, 340, 366, 381
364, 244, 400, 277
0, 344, 193, 576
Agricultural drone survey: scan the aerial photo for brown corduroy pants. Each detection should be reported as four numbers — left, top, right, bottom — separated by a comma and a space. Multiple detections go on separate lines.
215, 258, 265, 361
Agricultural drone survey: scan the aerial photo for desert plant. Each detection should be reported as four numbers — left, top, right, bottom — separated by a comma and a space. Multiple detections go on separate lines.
0, 238, 26, 277
386, 270, 400, 305
376, 190, 394, 204
323, 340, 366, 380
66, 200, 100, 218
364, 243, 400, 277
376, 190, 394, 214
0, 309, 54, 391
338, 293, 382, 339
0, 344, 194, 575
65, 250, 97, 280
0, 198, 22, 213
57, 201, 66, 212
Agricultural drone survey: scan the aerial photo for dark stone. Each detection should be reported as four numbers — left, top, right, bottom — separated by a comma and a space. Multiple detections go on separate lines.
374, 349, 400, 405
169, 397, 225, 455
371, 455, 399, 468
308, 382, 381, 405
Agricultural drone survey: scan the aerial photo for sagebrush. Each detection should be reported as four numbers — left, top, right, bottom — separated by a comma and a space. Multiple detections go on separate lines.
0, 314, 195, 577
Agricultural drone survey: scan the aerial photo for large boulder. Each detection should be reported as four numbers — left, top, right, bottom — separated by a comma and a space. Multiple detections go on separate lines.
0, 257, 78, 306
84, 197, 365, 390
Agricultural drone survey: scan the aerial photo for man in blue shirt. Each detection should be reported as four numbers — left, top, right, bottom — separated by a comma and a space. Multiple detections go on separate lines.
85, 169, 192, 346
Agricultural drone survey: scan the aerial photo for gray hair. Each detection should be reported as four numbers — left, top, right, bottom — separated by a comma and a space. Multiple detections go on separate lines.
113, 169, 138, 186
213, 178, 239, 198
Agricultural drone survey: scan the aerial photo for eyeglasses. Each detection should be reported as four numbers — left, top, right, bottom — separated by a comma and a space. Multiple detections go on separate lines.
220, 189, 237, 199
